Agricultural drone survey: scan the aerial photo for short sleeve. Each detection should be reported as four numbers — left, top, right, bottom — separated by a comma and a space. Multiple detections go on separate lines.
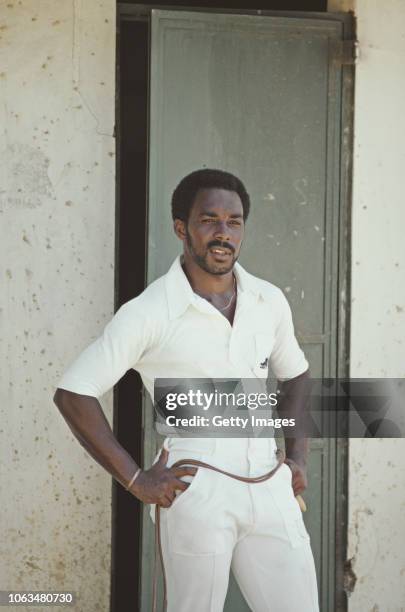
57, 300, 151, 398
269, 290, 309, 381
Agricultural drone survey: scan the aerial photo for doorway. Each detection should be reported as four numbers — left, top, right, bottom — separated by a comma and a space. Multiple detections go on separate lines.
114, 5, 353, 611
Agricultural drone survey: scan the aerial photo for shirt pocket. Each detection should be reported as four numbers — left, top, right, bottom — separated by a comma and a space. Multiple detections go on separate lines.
252, 333, 275, 378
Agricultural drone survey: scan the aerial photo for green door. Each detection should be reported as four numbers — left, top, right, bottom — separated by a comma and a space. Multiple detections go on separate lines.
141, 9, 351, 611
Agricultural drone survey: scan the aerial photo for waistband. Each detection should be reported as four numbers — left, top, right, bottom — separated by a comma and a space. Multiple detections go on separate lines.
164, 437, 279, 473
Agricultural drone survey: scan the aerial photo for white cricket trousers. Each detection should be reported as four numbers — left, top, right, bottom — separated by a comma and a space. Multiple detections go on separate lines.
150, 448, 320, 612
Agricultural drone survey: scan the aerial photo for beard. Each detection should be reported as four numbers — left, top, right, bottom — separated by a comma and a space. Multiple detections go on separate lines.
185, 229, 239, 275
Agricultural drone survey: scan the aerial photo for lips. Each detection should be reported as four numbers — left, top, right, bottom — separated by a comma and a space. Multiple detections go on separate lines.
210, 247, 231, 256
209, 247, 232, 260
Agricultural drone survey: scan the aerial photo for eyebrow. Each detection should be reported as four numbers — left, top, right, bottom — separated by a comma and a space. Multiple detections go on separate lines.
199, 211, 243, 219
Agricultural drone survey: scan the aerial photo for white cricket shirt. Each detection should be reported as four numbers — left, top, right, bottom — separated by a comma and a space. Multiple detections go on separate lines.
58, 255, 308, 470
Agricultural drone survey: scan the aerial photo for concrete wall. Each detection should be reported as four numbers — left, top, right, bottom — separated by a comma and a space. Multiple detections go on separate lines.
0, 2, 115, 610
349, 0, 405, 608
330, 0, 405, 610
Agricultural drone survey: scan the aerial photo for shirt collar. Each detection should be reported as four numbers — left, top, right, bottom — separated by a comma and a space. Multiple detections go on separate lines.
165, 255, 264, 320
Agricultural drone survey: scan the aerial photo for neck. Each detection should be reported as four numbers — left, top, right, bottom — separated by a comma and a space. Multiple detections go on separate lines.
181, 253, 234, 295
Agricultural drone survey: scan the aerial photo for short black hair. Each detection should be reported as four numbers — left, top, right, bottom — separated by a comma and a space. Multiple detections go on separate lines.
171, 168, 251, 223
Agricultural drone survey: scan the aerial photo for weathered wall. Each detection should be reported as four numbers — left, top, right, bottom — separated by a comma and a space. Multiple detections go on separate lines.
330, 0, 405, 610
0, 2, 115, 610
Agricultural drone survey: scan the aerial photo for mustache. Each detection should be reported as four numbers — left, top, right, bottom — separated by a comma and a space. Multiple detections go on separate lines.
207, 240, 235, 253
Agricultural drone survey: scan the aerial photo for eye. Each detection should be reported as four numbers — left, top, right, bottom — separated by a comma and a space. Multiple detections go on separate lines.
229, 220, 242, 226
201, 218, 215, 223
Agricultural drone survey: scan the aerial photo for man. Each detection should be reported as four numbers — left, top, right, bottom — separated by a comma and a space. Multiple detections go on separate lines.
54, 169, 319, 611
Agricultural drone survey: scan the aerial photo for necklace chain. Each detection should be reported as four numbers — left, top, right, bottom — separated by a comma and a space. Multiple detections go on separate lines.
217, 275, 236, 311
193, 274, 237, 311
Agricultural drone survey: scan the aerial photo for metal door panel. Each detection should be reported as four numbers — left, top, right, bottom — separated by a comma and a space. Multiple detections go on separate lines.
142, 9, 350, 611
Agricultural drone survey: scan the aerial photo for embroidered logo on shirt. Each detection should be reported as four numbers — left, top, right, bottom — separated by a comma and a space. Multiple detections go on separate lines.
260, 358, 268, 369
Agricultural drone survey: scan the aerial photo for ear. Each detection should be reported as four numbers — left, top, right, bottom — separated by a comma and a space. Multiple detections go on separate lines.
173, 218, 187, 241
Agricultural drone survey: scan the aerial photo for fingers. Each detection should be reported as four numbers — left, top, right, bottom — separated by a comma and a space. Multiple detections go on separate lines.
155, 472, 193, 505
158, 494, 173, 508
173, 478, 191, 492
292, 477, 307, 497
285, 460, 307, 495
171, 466, 198, 479
157, 447, 169, 466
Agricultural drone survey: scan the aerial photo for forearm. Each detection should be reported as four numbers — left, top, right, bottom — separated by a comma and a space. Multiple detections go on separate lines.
284, 437, 309, 468
276, 369, 312, 467
53, 389, 140, 489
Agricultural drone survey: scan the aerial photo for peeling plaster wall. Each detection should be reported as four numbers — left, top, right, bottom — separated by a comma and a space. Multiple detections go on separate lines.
329, 0, 405, 609
0, 2, 115, 610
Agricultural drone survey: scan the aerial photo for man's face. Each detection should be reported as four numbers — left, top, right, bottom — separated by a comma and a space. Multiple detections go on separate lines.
175, 188, 245, 275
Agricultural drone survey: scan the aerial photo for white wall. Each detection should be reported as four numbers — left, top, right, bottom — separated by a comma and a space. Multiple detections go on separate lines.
330, 0, 405, 610
0, 2, 115, 610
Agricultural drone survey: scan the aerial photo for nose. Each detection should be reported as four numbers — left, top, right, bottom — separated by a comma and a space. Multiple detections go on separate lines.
213, 221, 231, 241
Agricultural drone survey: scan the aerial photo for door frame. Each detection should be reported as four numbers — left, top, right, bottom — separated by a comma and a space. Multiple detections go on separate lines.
115, 5, 354, 610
